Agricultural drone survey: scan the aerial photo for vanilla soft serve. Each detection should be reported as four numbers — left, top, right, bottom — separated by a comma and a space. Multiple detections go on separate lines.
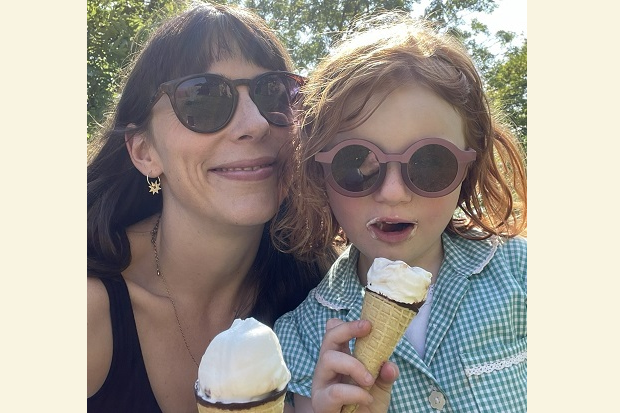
366, 258, 432, 304
195, 317, 290, 404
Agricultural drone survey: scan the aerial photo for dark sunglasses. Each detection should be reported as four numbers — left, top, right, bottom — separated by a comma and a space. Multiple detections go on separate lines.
315, 138, 477, 198
148, 71, 305, 133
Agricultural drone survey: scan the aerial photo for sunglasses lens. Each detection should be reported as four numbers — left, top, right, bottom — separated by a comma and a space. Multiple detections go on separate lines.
408, 144, 458, 193
174, 76, 234, 132
253, 74, 301, 126
331, 145, 381, 193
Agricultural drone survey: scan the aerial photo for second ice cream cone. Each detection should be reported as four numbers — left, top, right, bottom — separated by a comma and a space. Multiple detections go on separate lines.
195, 318, 290, 413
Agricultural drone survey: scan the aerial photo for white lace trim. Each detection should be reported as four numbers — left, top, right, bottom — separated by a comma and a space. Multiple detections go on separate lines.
314, 290, 347, 311
464, 350, 527, 377
471, 235, 500, 274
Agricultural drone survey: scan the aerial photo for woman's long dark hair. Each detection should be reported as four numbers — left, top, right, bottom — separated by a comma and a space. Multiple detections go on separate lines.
87, 2, 327, 325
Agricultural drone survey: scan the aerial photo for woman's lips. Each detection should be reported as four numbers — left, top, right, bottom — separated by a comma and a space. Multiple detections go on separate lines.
210, 157, 277, 181
366, 217, 417, 243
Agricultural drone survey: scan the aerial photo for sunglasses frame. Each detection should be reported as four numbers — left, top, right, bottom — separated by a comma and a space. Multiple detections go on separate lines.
315, 138, 477, 198
148, 71, 306, 134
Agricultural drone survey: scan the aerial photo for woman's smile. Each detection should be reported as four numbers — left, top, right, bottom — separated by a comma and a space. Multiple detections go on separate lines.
210, 156, 277, 181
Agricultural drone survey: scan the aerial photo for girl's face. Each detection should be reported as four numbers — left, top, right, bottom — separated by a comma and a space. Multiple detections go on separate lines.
147, 57, 292, 233
325, 83, 466, 281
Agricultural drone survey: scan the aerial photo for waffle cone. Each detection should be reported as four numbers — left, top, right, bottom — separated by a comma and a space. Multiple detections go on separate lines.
341, 290, 418, 413
197, 392, 285, 413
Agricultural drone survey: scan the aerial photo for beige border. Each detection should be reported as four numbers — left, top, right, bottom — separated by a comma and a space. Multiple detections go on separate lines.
529, 0, 620, 411
3, 2, 84, 411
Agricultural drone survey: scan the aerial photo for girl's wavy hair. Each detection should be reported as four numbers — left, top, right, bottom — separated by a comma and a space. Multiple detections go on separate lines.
273, 11, 527, 264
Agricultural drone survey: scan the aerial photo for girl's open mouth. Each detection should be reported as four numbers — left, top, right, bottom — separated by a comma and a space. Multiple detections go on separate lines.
366, 218, 417, 243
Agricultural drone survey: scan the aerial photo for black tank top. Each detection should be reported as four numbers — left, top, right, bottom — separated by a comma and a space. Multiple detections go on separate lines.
87, 276, 162, 412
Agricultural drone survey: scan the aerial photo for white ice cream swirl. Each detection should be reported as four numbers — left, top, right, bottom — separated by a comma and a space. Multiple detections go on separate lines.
195, 317, 291, 403
366, 258, 432, 304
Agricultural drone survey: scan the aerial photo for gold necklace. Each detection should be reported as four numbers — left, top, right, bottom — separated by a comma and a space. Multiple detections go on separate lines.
151, 216, 200, 368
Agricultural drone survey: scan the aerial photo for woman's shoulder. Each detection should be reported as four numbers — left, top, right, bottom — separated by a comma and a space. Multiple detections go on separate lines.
88, 277, 111, 322
87, 277, 113, 397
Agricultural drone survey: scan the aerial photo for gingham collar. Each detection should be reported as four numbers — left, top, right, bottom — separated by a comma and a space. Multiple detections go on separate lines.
313, 231, 500, 311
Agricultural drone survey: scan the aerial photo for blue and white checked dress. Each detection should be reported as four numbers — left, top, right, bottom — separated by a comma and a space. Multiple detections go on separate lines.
274, 232, 527, 412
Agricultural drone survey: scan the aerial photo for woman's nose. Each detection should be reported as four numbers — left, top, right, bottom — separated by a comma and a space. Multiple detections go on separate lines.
227, 89, 270, 140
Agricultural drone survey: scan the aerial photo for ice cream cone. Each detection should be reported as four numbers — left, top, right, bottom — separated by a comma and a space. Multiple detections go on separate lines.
196, 390, 286, 413
341, 290, 420, 413
195, 318, 290, 413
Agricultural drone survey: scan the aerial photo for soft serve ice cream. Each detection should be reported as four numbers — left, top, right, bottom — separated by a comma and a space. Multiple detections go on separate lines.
195, 317, 290, 412
366, 257, 431, 306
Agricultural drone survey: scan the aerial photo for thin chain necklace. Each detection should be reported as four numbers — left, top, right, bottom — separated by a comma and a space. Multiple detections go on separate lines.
151, 216, 200, 368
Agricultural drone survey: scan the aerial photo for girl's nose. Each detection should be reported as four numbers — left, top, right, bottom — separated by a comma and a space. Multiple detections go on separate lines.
372, 162, 413, 205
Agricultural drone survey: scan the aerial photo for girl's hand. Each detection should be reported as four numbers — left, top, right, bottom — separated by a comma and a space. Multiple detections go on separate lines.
310, 318, 399, 413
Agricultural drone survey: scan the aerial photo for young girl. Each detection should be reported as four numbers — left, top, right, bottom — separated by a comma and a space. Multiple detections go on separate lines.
274, 11, 527, 413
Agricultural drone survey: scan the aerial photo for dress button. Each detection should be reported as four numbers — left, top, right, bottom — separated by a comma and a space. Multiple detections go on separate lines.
428, 390, 446, 410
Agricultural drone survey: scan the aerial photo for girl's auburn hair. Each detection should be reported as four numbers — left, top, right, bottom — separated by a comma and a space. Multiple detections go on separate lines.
272, 11, 526, 264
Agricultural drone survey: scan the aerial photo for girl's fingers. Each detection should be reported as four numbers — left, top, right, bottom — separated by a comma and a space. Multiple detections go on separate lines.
367, 361, 399, 409
311, 319, 379, 412
315, 319, 374, 385
322, 318, 371, 354
316, 348, 374, 388
311, 319, 401, 413
377, 361, 399, 387
313, 383, 374, 413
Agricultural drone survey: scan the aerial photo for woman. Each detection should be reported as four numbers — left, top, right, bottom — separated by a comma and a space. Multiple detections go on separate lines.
87, 3, 333, 412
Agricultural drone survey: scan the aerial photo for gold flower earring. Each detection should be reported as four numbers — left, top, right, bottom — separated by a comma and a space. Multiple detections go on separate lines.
146, 175, 162, 195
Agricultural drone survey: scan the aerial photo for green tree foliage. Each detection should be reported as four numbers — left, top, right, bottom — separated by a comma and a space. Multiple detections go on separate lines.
87, 0, 527, 149
87, 0, 187, 139
240, 0, 500, 73
486, 40, 527, 152
243, 0, 417, 72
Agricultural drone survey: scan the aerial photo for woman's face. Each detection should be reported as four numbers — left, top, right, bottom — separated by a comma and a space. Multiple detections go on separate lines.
148, 57, 292, 232
325, 83, 466, 279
